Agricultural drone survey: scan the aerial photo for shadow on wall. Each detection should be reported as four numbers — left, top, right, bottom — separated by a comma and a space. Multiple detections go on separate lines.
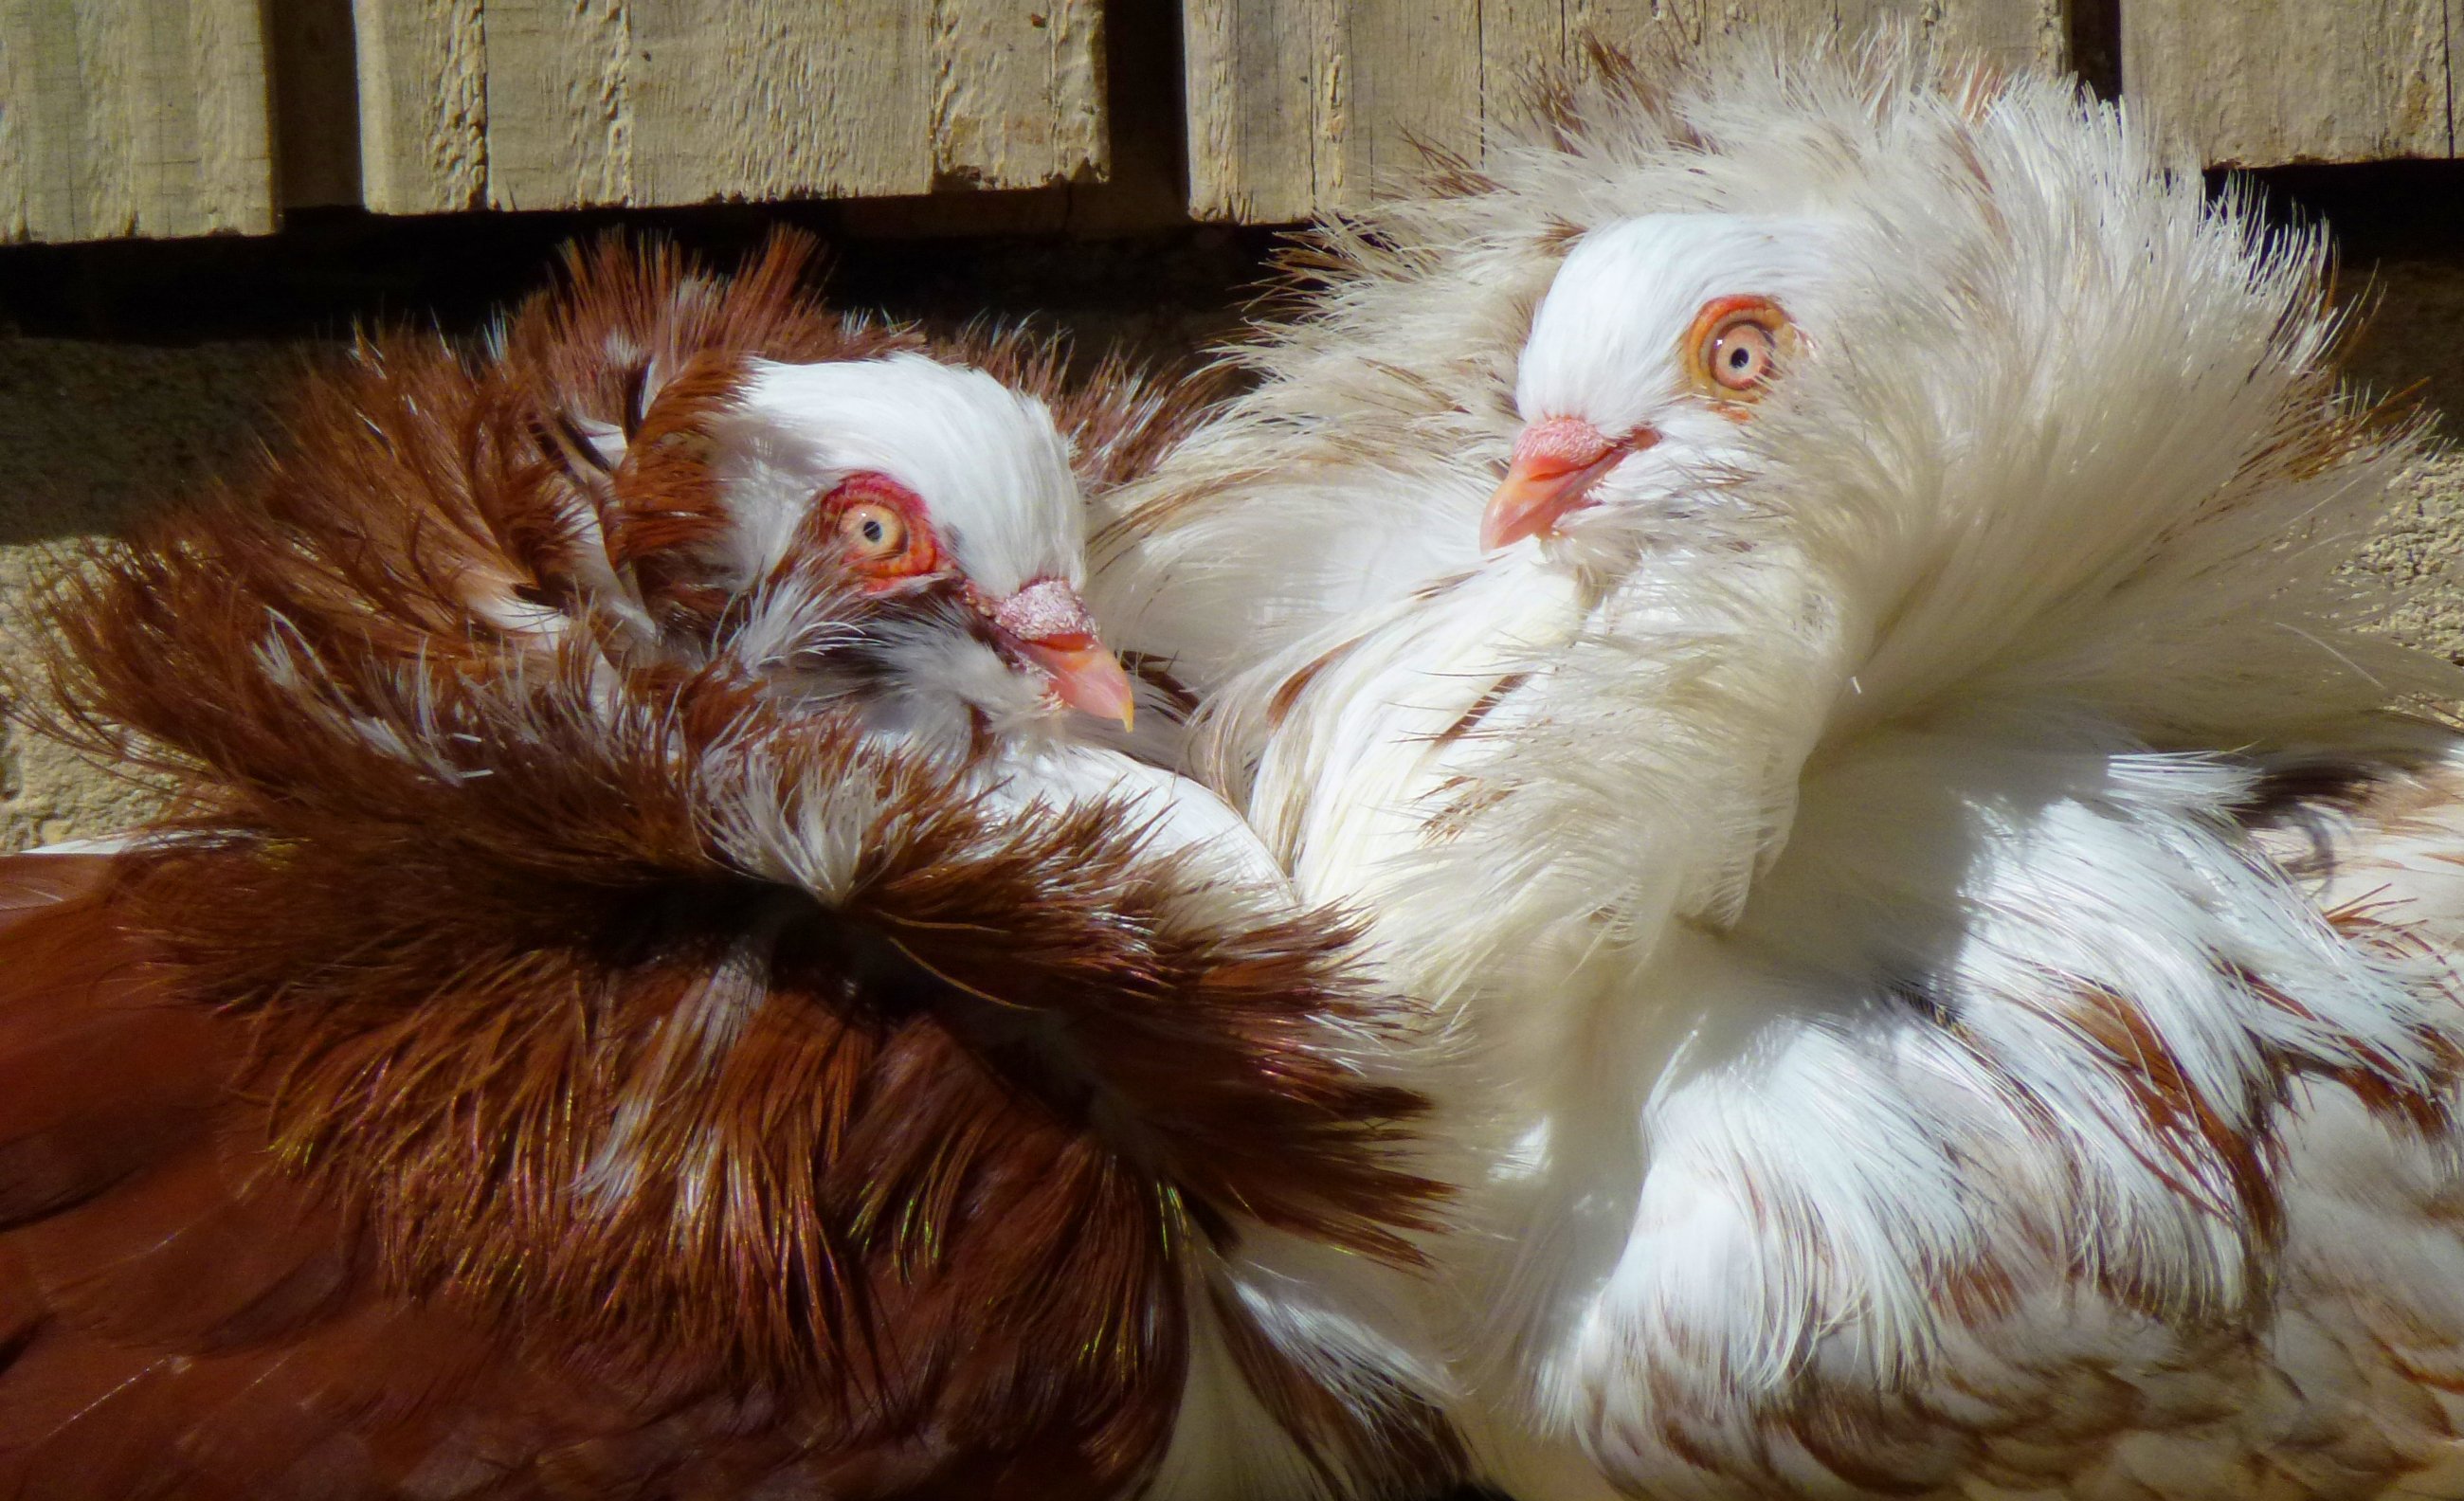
0, 208, 1283, 549
0, 341, 318, 548
2281, 162, 2464, 420
1, 161, 2461, 540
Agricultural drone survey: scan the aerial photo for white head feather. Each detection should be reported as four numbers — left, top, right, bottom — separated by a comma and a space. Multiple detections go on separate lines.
630, 351, 1113, 751
1506, 214, 1839, 566
720, 352, 1087, 601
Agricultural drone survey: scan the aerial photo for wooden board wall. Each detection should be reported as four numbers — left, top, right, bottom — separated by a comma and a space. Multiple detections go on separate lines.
353, 0, 1107, 215
0, 0, 278, 243
1182, 0, 2068, 223
2121, 0, 2455, 167
4, 0, 2462, 242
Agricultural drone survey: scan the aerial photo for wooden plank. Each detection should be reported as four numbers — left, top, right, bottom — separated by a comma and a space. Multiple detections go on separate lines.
1185, 0, 1327, 224
1186, 0, 2066, 223
0, 0, 278, 242
930, 0, 1106, 190
351, 0, 483, 212
355, 0, 1106, 214
831, 0, 1181, 237
483, 0, 630, 209
624, 0, 933, 204
1835, 0, 2061, 78
2121, 0, 2453, 167
1332, 1, 1483, 210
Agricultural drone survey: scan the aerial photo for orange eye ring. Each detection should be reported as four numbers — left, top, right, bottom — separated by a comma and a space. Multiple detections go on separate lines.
814, 474, 941, 581
1683, 295, 1796, 403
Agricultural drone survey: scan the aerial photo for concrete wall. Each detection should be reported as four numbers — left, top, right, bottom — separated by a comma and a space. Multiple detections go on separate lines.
0, 339, 312, 846
7, 221, 2464, 850
2344, 254, 2464, 656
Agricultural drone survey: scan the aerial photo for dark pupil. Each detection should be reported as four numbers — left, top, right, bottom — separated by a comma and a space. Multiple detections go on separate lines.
1728, 344, 1753, 370
861, 517, 886, 543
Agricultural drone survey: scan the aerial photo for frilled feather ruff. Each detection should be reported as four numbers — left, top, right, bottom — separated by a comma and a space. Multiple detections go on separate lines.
1100, 31, 2464, 1501
0, 236, 1460, 1499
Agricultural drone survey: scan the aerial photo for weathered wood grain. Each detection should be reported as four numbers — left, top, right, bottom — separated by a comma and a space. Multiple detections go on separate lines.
482, 0, 629, 209
2122, 0, 2453, 166
351, 0, 483, 212
1185, 0, 2067, 222
625, 0, 933, 204
930, 0, 1107, 190
0, 0, 278, 242
352, 0, 1106, 215
17, 0, 2454, 243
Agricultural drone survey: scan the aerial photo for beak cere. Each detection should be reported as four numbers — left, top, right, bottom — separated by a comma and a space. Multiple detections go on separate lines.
1480, 416, 1654, 552
992, 579, 1137, 730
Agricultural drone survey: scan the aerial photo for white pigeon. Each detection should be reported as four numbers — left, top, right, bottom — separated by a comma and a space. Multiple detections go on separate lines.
1098, 34, 2464, 1501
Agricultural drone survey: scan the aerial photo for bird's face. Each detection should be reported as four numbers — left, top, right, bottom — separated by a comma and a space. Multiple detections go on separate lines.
709, 352, 1135, 747
1485, 214, 1833, 559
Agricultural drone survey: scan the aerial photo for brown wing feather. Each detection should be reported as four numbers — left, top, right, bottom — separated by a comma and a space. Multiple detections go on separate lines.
0, 854, 862, 1501
0, 855, 223, 1229
0, 859, 452, 1498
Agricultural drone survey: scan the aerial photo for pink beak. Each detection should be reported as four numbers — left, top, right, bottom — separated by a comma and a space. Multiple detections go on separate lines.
1480, 416, 1655, 552
992, 579, 1136, 730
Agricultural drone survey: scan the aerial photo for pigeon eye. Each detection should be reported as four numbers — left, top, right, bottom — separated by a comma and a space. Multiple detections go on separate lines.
812, 473, 941, 581
838, 502, 907, 561
1685, 297, 1794, 402
1711, 324, 1774, 387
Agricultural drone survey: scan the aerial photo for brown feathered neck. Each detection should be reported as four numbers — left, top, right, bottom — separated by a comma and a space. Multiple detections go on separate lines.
19, 234, 1457, 1496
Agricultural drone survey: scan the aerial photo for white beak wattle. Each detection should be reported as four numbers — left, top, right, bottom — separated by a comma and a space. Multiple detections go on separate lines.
992, 579, 1136, 730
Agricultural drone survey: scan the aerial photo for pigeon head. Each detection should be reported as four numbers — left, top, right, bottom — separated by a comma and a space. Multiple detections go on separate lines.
1482, 214, 1833, 560
693, 351, 1136, 746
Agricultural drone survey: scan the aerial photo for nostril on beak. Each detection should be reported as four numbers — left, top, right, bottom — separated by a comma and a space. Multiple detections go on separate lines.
991, 578, 1098, 644
1515, 416, 1620, 474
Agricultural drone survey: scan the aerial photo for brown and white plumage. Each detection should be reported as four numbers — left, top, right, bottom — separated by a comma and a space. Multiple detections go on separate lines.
0, 237, 1461, 1499
1101, 36, 2464, 1501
